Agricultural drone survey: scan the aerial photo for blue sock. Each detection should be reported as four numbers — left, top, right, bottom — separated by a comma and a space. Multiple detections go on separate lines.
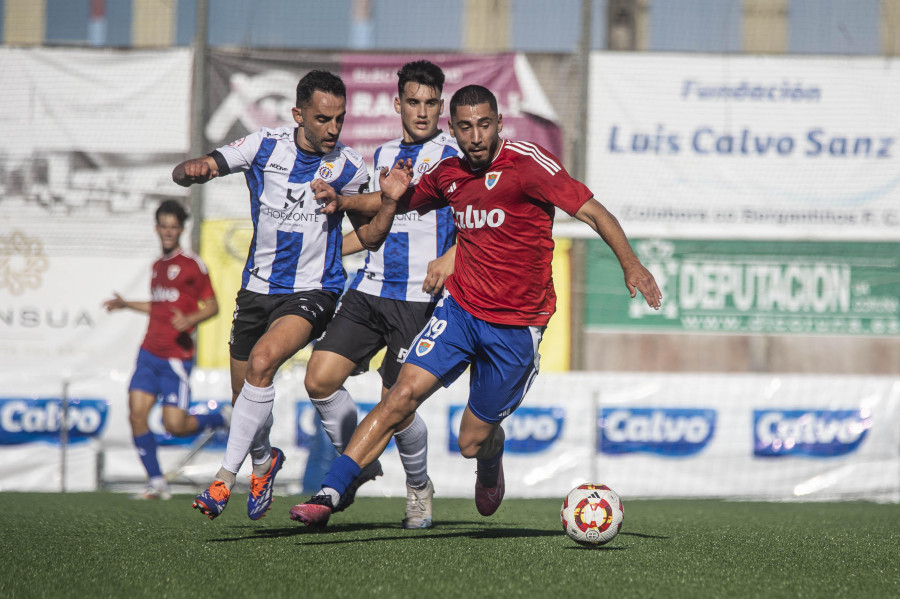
477, 446, 504, 487
133, 432, 162, 479
194, 412, 225, 430
321, 454, 362, 495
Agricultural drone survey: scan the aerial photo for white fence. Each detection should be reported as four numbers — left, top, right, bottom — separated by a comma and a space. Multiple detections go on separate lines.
2, 369, 897, 502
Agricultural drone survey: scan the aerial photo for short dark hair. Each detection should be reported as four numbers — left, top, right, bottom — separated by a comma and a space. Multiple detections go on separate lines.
156, 200, 188, 226
449, 85, 498, 118
397, 60, 445, 97
296, 70, 346, 107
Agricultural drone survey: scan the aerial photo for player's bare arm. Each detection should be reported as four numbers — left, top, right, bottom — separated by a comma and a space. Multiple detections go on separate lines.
315, 160, 414, 251
314, 159, 413, 216
169, 297, 219, 332
313, 179, 382, 216
423, 244, 456, 295
352, 160, 415, 250
172, 155, 219, 187
574, 198, 662, 309
341, 230, 366, 256
103, 293, 151, 314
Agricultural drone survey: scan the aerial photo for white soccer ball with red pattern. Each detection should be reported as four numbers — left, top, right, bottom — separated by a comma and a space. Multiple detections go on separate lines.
560, 484, 624, 546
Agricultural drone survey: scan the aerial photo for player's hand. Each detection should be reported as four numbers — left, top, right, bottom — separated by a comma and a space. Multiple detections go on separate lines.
423, 247, 455, 295
169, 307, 191, 332
174, 158, 219, 187
103, 293, 126, 312
623, 261, 662, 309
379, 159, 413, 201
312, 179, 340, 214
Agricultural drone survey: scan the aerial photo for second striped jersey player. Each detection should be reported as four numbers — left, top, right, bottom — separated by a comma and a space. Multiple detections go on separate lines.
303, 60, 459, 530
349, 130, 459, 301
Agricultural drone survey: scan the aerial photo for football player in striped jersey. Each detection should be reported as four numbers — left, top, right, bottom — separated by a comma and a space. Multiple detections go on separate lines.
173, 71, 369, 521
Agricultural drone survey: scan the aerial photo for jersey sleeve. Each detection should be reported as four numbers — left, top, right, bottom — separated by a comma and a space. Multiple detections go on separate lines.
512, 142, 593, 216
212, 130, 265, 174
191, 256, 216, 301
336, 159, 370, 197
371, 146, 383, 192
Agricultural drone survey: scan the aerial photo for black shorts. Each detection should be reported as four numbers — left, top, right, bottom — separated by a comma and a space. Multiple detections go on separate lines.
314, 289, 436, 388
229, 288, 338, 361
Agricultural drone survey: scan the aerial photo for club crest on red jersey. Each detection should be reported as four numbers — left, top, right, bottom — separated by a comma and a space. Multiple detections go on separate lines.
167, 265, 181, 280
484, 171, 502, 190
415, 339, 435, 356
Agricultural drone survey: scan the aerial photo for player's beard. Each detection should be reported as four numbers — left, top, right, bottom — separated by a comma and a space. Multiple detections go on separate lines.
465, 141, 497, 170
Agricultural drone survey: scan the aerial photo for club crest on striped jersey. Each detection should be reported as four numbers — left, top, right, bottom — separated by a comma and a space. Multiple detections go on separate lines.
484, 171, 502, 190
318, 162, 335, 180
415, 339, 435, 356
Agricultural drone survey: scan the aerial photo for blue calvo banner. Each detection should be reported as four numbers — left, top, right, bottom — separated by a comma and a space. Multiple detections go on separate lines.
448, 406, 564, 453
753, 409, 871, 458
0, 398, 108, 445
599, 408, 716, 456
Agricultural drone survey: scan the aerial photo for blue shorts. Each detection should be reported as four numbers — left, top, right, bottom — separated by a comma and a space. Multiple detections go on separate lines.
404, 295, 543, 424
129, 348, 193, 410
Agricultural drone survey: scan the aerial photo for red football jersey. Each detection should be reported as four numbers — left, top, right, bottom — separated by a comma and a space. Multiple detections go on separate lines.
141, 249, 215, 360
406, 140, 592, 326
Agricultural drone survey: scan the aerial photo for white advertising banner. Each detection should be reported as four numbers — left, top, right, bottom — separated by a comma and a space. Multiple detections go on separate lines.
0, 48, 193, 376
1, 47, 191, 154
587, 54, 900, 240
2, 369, 897, 504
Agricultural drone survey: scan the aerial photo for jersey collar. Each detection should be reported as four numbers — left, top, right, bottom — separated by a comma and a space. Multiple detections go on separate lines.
400, 129, 444, 147
160, 247, 184, 261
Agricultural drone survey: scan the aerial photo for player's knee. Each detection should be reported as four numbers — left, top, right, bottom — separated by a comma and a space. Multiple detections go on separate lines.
127, 410, 146, 431
162, 414, 191, 436
245, 351, 278, 386
458, 428, 501, 459
304, 367, 337, 399
457, 437, 481, 459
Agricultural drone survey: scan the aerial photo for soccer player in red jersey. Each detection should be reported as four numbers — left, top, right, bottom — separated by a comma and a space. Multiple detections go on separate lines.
290, 84, 661, 527
104, 200, 223, 500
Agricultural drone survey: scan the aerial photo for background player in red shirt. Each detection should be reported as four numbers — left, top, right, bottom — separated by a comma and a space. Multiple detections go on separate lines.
290, 85, 661, 527
104, 200, 223, 500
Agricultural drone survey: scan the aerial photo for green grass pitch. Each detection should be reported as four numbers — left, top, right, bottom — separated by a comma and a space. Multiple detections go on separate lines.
0, 492, 897, 598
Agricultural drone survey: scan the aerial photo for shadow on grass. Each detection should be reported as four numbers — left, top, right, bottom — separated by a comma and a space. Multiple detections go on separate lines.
293, 525, 563, 545
206, 518, 563, 543
620, 531, 669, 540
207, 520, 667, 545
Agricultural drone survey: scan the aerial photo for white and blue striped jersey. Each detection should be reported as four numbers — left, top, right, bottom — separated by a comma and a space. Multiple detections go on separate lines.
213, 126, 369, 295
349, 131, 459, 302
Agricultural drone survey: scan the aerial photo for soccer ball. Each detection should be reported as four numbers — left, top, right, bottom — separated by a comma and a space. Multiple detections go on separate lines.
560, 484, 624, 546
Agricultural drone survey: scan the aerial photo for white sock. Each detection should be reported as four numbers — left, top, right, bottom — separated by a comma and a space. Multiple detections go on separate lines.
395, 413, 428, 488
315, 487, 341, 506
311, 387, 357, 454
250, 412, 275, 469
221, 381, 275, 474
